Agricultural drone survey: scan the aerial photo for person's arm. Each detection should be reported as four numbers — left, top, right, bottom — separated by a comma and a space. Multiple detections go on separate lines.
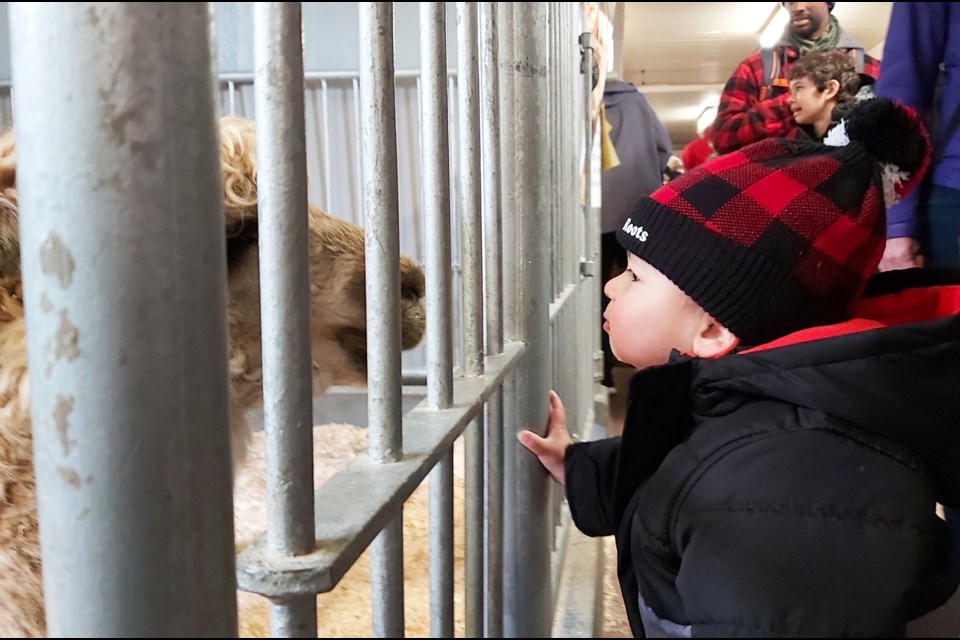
874, 2, 949, 251
879, 189, 924, 270
874, 2, 947, 114
517, 391, 621, 537
711, 56, 798, 155
563, 437, 621, 537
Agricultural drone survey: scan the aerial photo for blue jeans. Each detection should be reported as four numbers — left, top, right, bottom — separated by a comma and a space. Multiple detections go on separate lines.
918, 184, 960, 562
918, 184, 960, 268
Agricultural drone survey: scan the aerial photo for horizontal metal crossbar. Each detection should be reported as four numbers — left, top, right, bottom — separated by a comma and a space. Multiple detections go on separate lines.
548, 282, 578, 322
236, 341, 526, 598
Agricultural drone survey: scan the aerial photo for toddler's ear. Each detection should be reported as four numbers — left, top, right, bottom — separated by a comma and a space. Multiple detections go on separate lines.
692, 319, 739, 359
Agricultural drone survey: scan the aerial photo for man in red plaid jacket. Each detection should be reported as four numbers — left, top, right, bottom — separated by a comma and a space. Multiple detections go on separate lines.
712, 2, 880, 155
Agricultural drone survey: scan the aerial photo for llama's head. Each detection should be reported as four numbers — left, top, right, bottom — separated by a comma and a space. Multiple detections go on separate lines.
0, 118, 425, 432
217, 116, 426, 411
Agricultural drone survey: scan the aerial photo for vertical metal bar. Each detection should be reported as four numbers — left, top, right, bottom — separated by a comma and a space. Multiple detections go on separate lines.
578, 6, 602, 383
421, 4, 454, 412
320, 79, 333, 211
580, 29, 595, 277
352, 76, 363, 224
551, 3, 560, 299
481, 4, 502, 357
561, 3, 568, 289
563, 4, 571, 288
499, 4, 518, 343
372, 516, 405, 637
12, 3, 236, 636
253, 4, 318, 637
360, 3, 403, 465
484, 390, 504, 638
420, 2, 455, 637
429, 452, 454, 637
208, 3, 221, 120
458, 1, 483, 380
503, 3, 553, 637
228, 80, 237, 115
466, 412, 485, 636
574, 3, 593, 435
359, 3, 405, 637
478, 4, 504, 638
564, 5, 572, 288
498, 8, 518, 635
457, 4, 485, 636
568, 6, 575, 281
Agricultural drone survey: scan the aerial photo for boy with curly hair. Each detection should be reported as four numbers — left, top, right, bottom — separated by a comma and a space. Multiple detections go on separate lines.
788, 48, 864, 141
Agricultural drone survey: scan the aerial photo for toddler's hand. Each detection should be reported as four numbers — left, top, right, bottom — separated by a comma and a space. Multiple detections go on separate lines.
517, 390, 573, 485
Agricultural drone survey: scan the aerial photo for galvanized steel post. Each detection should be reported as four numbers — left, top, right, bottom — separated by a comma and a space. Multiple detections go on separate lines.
497, 8, 519, 634
12, 3, 237, 636
253, 3, 319, 636
419, 2, 456, 637
456, 3, 486, 637
479, 3, 505, 637
499, 4, 518, 343
578, 10, 604, 385
359, 3, 405, 636
503, 3, 553, 637
457, 1, 483, 382
579, 28, 596, 281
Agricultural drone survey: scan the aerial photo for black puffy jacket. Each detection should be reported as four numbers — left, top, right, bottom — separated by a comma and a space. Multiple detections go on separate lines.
566, 269, 960, 637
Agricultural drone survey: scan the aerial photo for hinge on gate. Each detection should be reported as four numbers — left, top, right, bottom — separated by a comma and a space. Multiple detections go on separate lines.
580, 258, 595, 277
579, 32, 593, 76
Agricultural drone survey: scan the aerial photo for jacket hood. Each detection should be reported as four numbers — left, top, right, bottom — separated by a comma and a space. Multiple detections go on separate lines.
689, 268, 960, 505
603, 80, 643, 106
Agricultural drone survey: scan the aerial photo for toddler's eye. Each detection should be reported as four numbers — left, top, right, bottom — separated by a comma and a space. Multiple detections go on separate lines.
626, 269, 640, 282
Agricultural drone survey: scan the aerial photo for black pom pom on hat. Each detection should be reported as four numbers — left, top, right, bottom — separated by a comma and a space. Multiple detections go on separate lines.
822, 97, 932, 207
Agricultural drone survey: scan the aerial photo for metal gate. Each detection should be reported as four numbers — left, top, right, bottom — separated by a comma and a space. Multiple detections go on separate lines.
13, 2, 603, 637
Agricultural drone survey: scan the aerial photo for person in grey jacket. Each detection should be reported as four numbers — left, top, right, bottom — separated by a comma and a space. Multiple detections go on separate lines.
600, 80, 672, 387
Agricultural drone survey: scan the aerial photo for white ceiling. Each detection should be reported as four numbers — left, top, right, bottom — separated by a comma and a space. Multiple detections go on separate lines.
615, 2, 893, 149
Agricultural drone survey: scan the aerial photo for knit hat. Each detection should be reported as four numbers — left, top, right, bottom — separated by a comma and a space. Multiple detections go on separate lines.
616, 98, 930, 346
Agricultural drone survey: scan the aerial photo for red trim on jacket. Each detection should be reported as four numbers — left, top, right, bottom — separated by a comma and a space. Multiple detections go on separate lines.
742, 285, 960, 354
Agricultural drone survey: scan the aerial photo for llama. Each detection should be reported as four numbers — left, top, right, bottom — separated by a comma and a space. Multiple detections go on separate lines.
0, 116, 426, 637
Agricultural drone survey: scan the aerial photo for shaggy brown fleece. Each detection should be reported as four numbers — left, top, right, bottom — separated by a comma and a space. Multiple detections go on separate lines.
0, 117, 425, 637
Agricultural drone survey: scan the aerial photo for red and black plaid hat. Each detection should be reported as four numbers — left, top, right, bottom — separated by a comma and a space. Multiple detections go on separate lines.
617, 98, 930, 345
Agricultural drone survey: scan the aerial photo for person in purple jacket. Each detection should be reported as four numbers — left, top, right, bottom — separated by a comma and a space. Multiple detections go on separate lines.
873, 1, 960, 564
876, 2, 960, 271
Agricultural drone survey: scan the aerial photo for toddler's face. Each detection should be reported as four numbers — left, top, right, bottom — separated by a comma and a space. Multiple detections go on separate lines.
603, 253, 708, 370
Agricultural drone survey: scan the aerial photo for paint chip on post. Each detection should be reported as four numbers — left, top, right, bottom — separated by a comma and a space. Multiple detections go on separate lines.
39, 232, 75, 288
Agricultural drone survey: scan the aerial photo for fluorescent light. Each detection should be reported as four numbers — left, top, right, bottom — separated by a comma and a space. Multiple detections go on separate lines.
697, 106, 717, 134
759, 5, 789, 47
